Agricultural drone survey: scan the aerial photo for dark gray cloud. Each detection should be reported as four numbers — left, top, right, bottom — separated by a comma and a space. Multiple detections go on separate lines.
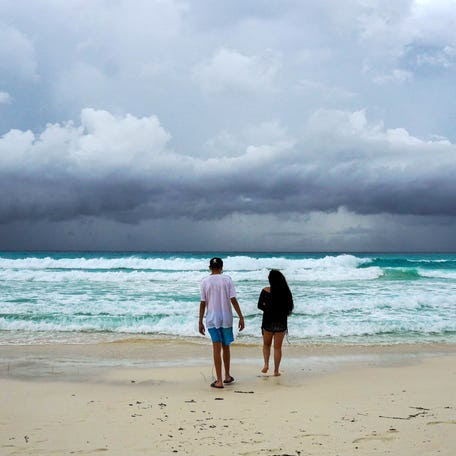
2, 211, 456, 252
1, 108, 455, 227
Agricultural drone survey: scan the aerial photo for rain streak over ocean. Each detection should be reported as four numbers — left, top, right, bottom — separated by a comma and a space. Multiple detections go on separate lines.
1, 251, 456, 345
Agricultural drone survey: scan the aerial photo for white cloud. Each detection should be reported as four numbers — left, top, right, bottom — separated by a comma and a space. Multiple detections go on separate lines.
0, 91, 12, 104
0, 22, 37, 81
305, 108, 450, 148
0, 109, 172, 174
204, 120, 292, 158
354, 0, 456, 79
416, 45, 456, 67
0, 0, 454, 153
371, 69, 414, 85
193, 47, 280, 93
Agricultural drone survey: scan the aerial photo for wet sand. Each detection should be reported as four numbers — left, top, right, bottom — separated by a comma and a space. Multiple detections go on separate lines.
1, 340, 456, 455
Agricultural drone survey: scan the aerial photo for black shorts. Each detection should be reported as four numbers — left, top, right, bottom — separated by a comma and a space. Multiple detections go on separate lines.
261, 324, 287, 334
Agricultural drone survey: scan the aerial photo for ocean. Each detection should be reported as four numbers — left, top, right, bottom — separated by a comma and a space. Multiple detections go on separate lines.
1, 251, 456, 345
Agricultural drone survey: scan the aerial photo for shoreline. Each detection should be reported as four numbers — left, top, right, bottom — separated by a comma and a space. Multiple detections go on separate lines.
2, 328, 456, 346
1, 338, 456, 381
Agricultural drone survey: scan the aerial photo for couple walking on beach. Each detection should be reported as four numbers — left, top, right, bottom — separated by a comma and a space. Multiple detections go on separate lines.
198, 257, 294, 389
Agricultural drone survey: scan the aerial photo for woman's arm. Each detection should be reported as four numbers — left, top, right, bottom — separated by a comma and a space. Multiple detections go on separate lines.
257, 289, 266, 311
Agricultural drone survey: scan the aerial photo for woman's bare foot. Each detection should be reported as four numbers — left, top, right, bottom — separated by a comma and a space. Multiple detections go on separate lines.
274, 371, 281, 376
261, 366, 268, 373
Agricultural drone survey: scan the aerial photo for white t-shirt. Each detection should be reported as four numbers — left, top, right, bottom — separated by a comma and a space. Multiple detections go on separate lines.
200, 274, 236, 329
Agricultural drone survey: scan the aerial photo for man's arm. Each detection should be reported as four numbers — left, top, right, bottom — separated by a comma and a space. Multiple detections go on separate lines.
199, 301, 206, 335
230, 297, 245, 331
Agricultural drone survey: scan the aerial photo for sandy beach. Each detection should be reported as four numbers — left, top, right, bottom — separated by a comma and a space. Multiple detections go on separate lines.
1, 340, 456, 455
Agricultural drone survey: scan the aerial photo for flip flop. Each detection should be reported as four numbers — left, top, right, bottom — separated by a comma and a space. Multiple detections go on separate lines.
223, 376, 235, 384
210, 381, 224, 389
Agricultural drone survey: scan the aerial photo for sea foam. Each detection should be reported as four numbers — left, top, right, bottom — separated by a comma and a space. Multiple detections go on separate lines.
1, 252, 456, 344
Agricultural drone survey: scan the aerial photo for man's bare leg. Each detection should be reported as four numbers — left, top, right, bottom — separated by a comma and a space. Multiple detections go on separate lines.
222, 344, 231, 381
212, 342, 223, 387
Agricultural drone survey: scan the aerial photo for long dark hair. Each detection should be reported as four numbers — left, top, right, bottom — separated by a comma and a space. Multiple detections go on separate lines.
268, 269, 293, 316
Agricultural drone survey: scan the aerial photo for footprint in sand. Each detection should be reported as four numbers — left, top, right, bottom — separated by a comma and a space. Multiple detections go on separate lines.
427, 420, 456, 425
353, 431, 398, 444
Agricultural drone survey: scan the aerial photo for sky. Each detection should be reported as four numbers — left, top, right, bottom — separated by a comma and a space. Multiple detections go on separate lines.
1, 0, 456, 252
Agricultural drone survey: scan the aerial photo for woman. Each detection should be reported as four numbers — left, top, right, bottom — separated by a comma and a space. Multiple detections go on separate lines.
257, 269, 293, 376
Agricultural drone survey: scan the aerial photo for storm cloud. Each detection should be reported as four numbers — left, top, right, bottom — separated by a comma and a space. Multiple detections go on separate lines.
1, 0, 456, 250
1, 107, 455, 224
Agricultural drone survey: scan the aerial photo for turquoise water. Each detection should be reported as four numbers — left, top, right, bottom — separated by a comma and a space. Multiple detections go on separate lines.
1, 251, 456, 344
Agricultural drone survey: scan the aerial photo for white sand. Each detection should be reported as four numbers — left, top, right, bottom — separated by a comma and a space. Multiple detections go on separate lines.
1, 341, 455, 455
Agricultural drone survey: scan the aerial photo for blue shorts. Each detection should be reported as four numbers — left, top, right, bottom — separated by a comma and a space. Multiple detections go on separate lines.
208, 327, 234, 346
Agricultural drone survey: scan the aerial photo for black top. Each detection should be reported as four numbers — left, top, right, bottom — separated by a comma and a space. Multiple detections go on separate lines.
257, 289, 288, 333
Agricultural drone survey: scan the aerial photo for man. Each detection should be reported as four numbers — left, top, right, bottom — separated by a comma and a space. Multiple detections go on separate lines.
199, 257, 245, 388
